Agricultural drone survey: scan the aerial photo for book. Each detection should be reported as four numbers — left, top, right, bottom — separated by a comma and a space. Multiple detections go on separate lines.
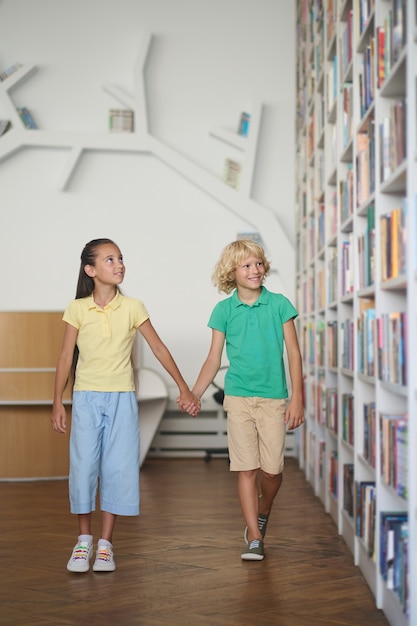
237, 112, 250, 137
224, 158, 241, 189
380, 512, 408, 595
0, 62, 22, 81
108, 109, 134, 133
0, 120, 11, 137
17, 107, 37, 129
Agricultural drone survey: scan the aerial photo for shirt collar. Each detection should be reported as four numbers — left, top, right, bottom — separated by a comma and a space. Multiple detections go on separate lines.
232, 286, 269, 307
87, 290, 122, 311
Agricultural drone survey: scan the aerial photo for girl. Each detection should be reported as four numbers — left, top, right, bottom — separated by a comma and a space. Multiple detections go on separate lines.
52, 238, 199, 573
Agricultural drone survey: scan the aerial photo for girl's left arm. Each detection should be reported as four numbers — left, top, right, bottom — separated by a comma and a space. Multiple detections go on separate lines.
138, 319, 200, 415
283, 318, 305, 430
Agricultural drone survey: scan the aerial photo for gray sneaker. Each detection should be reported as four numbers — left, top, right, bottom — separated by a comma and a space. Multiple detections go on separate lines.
244, 512, 269, 545
241, 539, 264, 561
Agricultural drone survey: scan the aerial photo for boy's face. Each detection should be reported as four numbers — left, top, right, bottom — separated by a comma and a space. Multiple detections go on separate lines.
234, 255, 265, 292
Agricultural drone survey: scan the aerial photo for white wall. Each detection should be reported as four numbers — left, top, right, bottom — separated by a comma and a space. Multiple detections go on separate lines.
0, 0, 296, 398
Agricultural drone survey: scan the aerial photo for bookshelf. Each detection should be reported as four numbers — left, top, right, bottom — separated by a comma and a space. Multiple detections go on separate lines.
295, 1, 416, 624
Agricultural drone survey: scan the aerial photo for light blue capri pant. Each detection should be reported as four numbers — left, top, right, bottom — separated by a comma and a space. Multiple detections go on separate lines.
69, 391, 140, 516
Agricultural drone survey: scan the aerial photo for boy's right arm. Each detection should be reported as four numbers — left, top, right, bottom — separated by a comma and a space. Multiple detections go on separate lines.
191, 329, 225, 403
51, 323, 78, 434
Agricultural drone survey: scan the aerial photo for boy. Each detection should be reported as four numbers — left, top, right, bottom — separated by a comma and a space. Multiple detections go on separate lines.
190, 240, 304, 560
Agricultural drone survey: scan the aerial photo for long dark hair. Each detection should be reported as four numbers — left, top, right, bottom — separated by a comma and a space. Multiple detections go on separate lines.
71, 238, 117, 383
75, 237, 116, 298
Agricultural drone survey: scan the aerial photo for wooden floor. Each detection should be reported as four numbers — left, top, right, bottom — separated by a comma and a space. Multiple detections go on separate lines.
0, 457, 389, 626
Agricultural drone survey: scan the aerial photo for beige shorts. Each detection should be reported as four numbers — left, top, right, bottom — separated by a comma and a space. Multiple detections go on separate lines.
223, 395, 287, 474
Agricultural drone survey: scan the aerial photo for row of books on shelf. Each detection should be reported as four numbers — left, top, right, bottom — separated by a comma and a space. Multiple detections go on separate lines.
306, 383, 407, 499
297, 198, 405, 304
349, 309, 406, 385
346, 470, 408, 614
340, 3, 405, 104
302, 306, 407, 387
301, 199, 406, 289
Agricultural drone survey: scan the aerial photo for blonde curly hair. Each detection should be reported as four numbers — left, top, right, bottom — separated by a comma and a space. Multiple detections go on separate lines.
212, 239, 271, 294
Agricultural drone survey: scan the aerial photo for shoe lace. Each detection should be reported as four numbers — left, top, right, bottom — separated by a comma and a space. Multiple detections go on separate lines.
71, 543, 90, 561
96, 547, 113, 562
249, 539, 261, 549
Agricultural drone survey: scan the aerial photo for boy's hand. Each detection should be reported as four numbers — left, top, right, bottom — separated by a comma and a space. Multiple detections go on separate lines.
285, 398, 304, 430
177, 391, 201, 417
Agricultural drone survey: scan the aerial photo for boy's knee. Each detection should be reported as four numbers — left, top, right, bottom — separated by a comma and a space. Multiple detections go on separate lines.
262, 470, 282, 481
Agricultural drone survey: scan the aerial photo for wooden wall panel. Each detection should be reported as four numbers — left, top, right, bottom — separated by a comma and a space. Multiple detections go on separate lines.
0, 371, 71, 401
0, 407, 71, 479
0, 312, 70, 479
0, 312, 65, 367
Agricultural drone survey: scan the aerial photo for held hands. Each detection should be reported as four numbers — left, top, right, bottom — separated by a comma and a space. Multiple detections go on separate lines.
177, 389, 201, 417
285, 397, 305, 431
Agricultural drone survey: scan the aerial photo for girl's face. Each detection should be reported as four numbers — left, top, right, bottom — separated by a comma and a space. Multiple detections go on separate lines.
234, 255, 265, 292
86, 243, 125, 287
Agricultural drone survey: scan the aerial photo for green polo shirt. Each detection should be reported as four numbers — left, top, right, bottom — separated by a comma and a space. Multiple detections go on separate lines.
208, 286, 298, 398
63, 291, 149, 392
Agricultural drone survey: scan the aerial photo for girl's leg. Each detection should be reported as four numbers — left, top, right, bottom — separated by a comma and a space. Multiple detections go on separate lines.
238, 469, 263, 542
100, 511, 118, 543
258, 471, 283, 516
78, 512, 92, 535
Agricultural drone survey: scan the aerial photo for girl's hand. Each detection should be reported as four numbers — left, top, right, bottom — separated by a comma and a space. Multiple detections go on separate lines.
51, 404, 67, 433
177, 391, 201, 417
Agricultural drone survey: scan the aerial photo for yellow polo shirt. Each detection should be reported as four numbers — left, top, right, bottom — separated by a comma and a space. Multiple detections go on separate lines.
63, 292, 149, 392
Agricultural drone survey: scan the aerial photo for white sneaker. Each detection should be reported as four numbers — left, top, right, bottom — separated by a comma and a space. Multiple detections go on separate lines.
67, 541, 93, 573
93, 544, 116, 572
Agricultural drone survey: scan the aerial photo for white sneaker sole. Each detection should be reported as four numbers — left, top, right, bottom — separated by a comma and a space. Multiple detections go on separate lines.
93, 562, 116, 572
241, 552, 264, 561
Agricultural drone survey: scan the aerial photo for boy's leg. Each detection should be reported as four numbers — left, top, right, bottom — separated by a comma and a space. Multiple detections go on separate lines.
238, 469, 263, 542
258, 471, 283, 516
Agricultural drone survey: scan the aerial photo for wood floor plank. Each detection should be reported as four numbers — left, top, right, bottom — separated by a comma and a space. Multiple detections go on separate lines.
0, 458, 389, 625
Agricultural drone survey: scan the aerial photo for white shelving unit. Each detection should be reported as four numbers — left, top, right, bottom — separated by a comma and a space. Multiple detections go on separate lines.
0, 37, 293, 289
295, 1, 416, 624
209, 100, 263, 197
